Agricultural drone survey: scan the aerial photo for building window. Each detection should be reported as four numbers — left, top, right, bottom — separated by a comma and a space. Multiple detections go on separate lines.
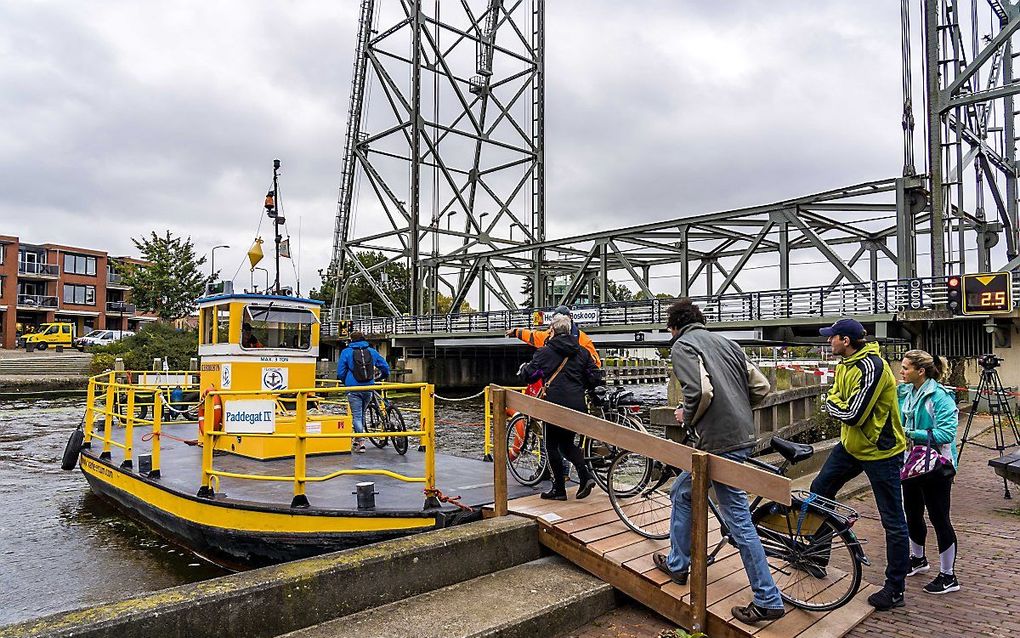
63, 254, 97, 276
63, 284, 96, 306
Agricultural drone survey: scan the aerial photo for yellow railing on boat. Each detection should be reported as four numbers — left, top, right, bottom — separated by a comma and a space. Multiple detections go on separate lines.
482, 384, 526, 461
82, 372, 438, 508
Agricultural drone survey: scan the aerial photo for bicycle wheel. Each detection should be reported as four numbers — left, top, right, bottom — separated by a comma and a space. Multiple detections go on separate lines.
607, 451, 673, 540
753, 503, 863, 611
584, 413, 647, 493
388, 407, 408, 455
506, 414, 548, 487
365, 402, 388, 448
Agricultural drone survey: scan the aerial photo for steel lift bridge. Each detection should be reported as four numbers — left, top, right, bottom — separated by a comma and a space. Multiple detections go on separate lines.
326, 0, 1020, 357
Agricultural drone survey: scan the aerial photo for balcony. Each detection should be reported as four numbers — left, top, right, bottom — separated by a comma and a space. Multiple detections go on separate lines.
106, 301, 136, 314
107, 272, 130, 288
17, 294, 58, 309
18, 262, 60, 278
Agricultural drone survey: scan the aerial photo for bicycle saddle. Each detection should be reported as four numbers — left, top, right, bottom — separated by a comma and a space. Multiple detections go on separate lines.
770, 437, 814, 464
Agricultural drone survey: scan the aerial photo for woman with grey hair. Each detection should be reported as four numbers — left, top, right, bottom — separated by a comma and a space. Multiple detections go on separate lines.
518, 314, 601, 500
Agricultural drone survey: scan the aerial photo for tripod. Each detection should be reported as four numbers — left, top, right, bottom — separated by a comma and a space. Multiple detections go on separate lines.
958, 360, 1020, 498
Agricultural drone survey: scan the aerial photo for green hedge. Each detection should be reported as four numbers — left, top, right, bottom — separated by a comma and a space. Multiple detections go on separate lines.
89, 322, 198, 373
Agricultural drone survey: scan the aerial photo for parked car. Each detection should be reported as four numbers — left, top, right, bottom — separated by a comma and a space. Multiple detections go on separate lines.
75, 330, 135, 351
24, 322, 76, 351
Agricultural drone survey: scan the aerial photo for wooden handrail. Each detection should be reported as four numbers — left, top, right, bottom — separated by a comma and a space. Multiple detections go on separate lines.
501, 387, 791, 504
491, 384, 792, 636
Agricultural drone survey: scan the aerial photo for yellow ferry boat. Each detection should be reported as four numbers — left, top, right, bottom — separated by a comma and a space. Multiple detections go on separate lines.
63, 290, 524, 568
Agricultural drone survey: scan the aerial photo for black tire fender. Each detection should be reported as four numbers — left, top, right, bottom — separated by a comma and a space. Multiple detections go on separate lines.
61, 428, 85, 471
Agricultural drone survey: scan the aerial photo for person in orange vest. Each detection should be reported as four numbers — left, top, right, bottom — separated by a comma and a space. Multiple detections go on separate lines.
506, 305, 602, 367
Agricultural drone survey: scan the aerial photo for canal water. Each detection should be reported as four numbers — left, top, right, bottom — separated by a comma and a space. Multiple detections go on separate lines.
0, 384, 665, 626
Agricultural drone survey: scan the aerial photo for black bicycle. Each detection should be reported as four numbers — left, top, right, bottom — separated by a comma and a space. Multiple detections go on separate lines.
363, 390, 408, 455
606, 436, 869, 612
506, 386, 646, 490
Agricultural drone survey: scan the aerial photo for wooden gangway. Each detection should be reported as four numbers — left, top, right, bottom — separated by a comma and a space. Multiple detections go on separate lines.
487, 386, 878, 637
492, 492, 878, 638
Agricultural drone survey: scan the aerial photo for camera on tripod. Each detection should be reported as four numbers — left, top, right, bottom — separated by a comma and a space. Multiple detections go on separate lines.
979, 353, 1004, 370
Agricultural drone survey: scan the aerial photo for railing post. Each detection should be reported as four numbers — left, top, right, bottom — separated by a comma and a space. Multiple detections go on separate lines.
151, 391, 162, 478
690, 451, 710, 635
102, 381, 114, 460
423, 384, 440, 508
198, 393, 215, 498
122, 387, 135, 469
84, 378, 96, 445
483, 385, 494, 461
292, 391, 310, 508
491, 385, 508, 517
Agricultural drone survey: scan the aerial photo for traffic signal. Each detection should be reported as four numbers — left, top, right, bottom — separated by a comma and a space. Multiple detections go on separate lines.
946, 276, 962, 314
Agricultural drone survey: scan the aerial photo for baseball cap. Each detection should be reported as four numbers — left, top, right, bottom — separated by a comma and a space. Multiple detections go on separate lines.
552, 305, 571, 318
819, 318, 866, 340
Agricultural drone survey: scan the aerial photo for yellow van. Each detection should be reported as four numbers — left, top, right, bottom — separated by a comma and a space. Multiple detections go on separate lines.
24, 322, 76, 350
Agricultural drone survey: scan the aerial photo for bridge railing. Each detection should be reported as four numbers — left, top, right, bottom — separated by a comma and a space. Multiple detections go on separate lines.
323, 275, 1013, 337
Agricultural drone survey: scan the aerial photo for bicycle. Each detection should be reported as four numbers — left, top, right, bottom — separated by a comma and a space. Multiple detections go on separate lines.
606, 435, 869, 612
506, 386, 647, 490
362, 390, 409, 455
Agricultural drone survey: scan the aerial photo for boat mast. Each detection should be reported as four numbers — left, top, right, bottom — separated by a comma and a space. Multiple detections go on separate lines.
266, 158, 284, 294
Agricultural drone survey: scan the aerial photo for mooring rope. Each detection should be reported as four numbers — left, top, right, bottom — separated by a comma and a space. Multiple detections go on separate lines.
433, 389, 487, 402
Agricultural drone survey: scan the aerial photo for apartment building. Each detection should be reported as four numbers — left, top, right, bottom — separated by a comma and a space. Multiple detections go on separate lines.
0, 234, 156, 349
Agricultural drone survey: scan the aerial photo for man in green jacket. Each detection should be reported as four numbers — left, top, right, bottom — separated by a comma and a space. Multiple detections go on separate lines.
810, 318, 909, 611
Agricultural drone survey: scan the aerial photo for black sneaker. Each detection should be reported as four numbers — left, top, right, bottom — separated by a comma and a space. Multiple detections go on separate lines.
923, 572, 960, 595
652, 552, 689, 585
908, 555, 930, 576
867, 586, 905, 611
575, 478, 596, 500
540, 489, 567, 501
731, 602, 785, 624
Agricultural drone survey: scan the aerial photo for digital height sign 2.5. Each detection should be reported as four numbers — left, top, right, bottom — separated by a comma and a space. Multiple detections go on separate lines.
962, 272, 1013, 315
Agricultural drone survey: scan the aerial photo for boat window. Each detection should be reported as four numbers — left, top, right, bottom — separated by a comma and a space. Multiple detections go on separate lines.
200, 307, 214, 345
216, 305, 231, 344
242, 305, 317, 350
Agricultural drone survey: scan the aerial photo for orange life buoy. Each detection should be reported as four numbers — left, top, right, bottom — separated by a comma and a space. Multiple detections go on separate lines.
197, 392, 223, 435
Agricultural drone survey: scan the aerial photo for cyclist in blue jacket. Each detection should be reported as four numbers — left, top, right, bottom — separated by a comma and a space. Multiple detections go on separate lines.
337, 331, 390, 453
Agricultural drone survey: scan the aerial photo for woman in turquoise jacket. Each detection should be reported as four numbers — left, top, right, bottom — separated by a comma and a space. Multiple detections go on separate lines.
897, 349, 960, 595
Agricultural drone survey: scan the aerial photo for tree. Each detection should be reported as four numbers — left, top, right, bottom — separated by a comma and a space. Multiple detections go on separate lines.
520, 277, 534, 308
122, 231, 209, 321
310, 251, 410, 316
604, 280, 633, 302
436, 293, 475, 314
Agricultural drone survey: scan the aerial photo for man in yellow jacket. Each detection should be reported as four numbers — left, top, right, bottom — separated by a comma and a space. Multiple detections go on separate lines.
506, 305, 602, 367
810, 318, 908, 612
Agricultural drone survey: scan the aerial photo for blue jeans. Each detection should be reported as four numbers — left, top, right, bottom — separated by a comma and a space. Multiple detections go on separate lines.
666, 447, 784, 610
348, 391, 370, 435
810, 442, 909, 593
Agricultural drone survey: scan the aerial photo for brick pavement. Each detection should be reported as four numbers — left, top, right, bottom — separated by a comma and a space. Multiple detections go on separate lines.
558, 422, 1020, 637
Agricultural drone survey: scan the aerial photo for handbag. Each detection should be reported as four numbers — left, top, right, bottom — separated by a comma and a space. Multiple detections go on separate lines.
535, 356, 570, 400
900, 429, 956, 482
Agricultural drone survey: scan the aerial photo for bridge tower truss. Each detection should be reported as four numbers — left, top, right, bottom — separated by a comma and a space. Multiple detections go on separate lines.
919, 0, 1020, 277
329, 0, 546, 317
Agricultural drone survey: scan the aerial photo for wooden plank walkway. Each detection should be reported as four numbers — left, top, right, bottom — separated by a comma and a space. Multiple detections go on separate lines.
492, 491, 879, 638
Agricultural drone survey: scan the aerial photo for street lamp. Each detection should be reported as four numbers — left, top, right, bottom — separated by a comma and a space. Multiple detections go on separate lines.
479, 211, 489, 231
254, 267, 270, 293
447, 211, 458, 231
211, 245, 230, 280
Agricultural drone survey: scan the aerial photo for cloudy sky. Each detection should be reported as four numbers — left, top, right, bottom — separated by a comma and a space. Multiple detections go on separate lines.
1, 1, 908, 299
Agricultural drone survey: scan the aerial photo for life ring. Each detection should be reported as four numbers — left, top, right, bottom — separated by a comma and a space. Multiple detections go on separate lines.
61, 428, 84, 471
197, 393, 223, 435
